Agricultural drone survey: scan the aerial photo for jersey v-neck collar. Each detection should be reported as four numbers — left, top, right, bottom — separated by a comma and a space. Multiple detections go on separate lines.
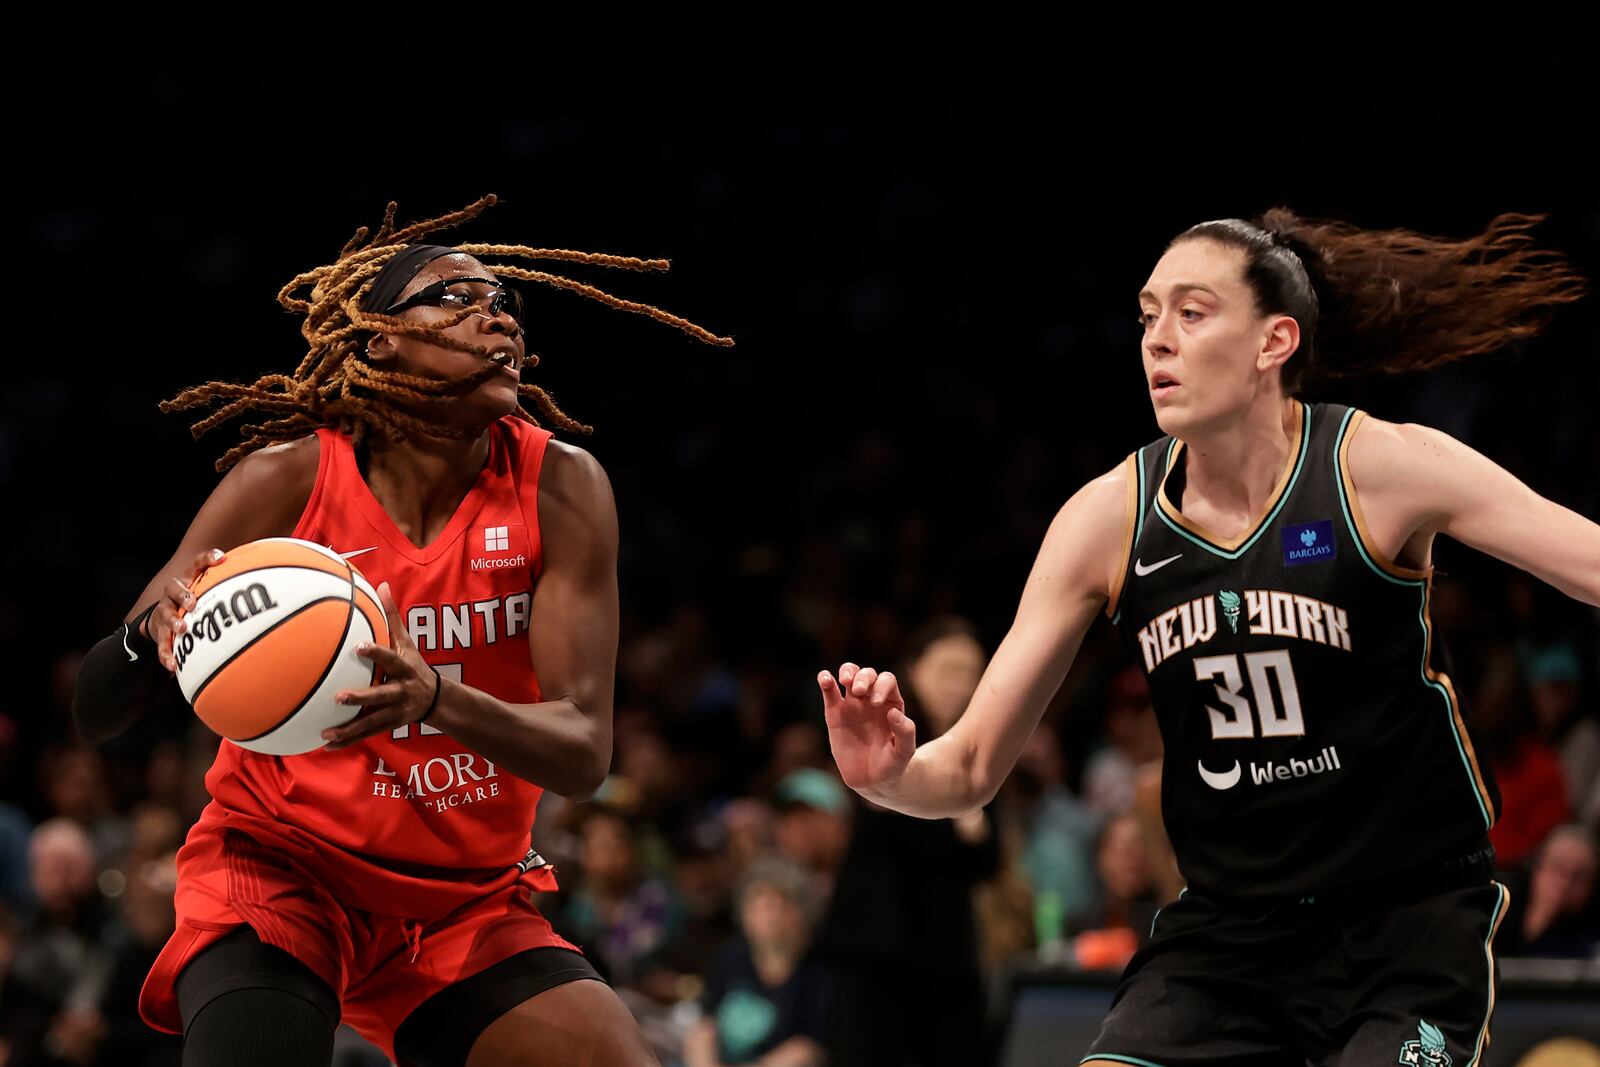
1154, 400, 1309, 559
336, 429, 500, 566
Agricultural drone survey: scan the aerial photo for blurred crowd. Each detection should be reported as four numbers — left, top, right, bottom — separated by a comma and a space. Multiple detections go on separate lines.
7, 48, 1597, 1066
3, 554, 1596, 1065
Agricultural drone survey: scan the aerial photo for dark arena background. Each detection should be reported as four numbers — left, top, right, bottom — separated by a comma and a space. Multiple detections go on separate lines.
5, 44, 1597, 1067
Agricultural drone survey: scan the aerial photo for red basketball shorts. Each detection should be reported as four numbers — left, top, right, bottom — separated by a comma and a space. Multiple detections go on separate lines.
140, 823, 574, 1063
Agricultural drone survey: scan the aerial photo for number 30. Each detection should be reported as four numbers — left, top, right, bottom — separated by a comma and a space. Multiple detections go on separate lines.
1192, 650, 1304, 740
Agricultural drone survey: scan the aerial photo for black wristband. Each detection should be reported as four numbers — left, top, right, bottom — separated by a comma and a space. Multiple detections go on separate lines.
417, 665, 443, 723
124, 602, 163, 664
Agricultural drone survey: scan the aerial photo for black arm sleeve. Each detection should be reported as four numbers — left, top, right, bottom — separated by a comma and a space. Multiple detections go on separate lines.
71, 604, 187, 743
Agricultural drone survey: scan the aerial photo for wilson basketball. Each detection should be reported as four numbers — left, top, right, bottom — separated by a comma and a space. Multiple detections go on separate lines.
172, 537, 389, 755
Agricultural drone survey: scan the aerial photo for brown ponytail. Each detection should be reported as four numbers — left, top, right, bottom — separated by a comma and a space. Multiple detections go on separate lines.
1176, 209, 1588, 394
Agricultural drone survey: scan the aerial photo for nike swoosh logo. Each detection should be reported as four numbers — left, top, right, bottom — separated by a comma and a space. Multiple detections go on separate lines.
1134, 553, 1182, 577
339, 547, 378, 559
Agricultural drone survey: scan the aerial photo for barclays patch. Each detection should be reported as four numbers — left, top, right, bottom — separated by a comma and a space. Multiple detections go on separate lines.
1282, 519, 1336, 568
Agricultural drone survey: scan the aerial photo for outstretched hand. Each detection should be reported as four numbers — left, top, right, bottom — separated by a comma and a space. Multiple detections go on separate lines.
818, 662, 916, 794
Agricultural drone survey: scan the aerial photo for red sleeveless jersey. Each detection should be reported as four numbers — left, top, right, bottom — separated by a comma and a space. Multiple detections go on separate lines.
185, 416, 558, 919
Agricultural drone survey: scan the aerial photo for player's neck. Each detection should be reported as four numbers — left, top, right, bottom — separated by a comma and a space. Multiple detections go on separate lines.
358, 428, 493, 541
1178, 395, 1299, 517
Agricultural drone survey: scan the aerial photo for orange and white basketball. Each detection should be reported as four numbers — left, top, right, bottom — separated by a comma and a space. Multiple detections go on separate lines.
173, 537, 389, 755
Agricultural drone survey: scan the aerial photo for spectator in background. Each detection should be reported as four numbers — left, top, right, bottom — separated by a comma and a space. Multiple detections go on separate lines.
1502, 824, 1599, 959
757, 722, 832, 799
557, 805, 686, 994
36, 851, 184, 1067
1476, 650, 1573, 868
613, 708, 691, 829
970, 825, 1038, 973
1526, 643, 1600, 830
39, 747, 129, 869
87, 851, 182, 1066
724, 798, 777, 872
139, 743, 186, 819
121, 806, 183, 874
997, 722, 1100, 945
686, 857, 828, 1067
660, 815, 740, 995
1067, 813, 1161, 973
816, 617, 1000, 1067
771, 769, 851, 900
5, 819, 107, 1064
2, 805, 193, 1067
1082, 667, 1163, 818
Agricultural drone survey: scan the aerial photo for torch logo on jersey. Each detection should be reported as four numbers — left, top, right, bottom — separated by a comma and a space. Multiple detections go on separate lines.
1397, 1019, 1452, 1066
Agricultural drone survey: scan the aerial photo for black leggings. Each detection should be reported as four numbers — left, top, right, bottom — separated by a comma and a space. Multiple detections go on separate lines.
176, 926, 339, 1067
175, 923, 605, 1067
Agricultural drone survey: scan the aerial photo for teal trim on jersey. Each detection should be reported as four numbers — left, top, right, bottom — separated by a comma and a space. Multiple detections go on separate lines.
1152, 406, 1312, 560
1413, 591, 1491, 831
1465, 882, 1510, 1067
1080, 1055, 1171, 1067
1112, 446, 1150, 626
1133, 444, 1148, 550
1332, 407, 1492, 832
1148, 887, 1187, 939
1332, 407, 1417, 588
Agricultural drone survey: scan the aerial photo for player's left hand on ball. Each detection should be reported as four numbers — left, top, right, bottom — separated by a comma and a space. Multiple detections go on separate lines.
322, 581, 441, 750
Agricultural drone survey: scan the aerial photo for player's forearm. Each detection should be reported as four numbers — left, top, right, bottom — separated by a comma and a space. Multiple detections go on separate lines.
72, 618, 182, 743
428, 678, 610, 799
1535, 503, 1600, 606
1465, 496, 1600, 607
862, 733, 989, 820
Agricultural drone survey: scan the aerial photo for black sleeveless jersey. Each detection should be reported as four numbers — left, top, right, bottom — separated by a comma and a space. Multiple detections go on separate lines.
1107, 400, 1499, 900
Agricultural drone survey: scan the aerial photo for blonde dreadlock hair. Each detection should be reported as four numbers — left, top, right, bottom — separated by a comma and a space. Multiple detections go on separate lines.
162, 194, 734, 471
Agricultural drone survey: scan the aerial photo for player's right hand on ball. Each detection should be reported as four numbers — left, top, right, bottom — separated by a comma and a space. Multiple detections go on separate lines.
818, 662, 916, 794
147, 548, 227, 672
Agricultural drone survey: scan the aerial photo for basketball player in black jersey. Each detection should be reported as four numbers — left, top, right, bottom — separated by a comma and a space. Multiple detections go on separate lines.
820, 209, 1597, 1067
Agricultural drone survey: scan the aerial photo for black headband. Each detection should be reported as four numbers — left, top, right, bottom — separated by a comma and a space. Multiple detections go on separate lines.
360, 243, 458, 313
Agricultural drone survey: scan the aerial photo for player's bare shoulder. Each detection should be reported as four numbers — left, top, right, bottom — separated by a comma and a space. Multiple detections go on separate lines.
1344, 411, 1459, 531
1344, 412, 1416, 490
537, 440, 618, 549
224, 434, 321, 519
179, 433, 321, 550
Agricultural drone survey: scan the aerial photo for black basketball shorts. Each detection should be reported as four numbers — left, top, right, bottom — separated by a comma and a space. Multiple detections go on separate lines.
1083, 879, 1510, 1067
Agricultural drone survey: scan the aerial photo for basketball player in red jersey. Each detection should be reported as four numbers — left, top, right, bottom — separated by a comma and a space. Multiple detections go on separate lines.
821, 211, 1597, 1066
72, 196, 731, 1067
